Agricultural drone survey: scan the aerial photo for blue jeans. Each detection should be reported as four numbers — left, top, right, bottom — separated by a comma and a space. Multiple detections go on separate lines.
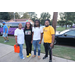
18, 44, 24, 59
33, 40, 41, 56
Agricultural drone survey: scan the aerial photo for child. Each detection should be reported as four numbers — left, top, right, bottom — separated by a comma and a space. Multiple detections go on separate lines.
31, 20, 43, 59
24, 22, 32, 58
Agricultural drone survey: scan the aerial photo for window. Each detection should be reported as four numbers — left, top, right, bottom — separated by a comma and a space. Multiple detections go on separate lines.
0, 23, 3, 28
65, 30, 75, 36
22, 23, 25, 27
6, 23, 19, 28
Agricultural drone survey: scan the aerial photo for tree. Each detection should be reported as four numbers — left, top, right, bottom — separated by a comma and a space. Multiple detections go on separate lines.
21, 12, 30, 19
15, 12, 20, 19
8, 12, 14, 19
28, 12, 38, 22
59, 12, 75, 29
0, 12, 10, 20
40, 12, 51, 25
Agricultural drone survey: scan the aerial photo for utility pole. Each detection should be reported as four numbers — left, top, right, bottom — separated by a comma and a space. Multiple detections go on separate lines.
52, 12, 58, 32
14, 12, 15, 21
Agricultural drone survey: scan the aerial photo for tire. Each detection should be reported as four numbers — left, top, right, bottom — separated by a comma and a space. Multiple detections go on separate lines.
0, 32, 2, 36
54, 39, 57, 45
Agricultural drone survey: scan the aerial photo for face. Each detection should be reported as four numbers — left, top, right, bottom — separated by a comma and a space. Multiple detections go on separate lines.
18, 23, 22, 29
3, 23, 5, 25
27, 24, 30, 28
45, 21, 50, 27
35, 21, 39, 26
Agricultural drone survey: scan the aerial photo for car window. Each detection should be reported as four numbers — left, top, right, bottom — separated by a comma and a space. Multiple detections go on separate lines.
65, 30, 75, 36
60, 29, 69, 34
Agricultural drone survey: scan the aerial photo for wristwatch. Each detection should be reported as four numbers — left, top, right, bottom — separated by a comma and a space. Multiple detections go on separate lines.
51, 43, 53, 44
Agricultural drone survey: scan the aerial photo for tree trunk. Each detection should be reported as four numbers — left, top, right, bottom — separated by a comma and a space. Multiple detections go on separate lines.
65, 25, 67, 29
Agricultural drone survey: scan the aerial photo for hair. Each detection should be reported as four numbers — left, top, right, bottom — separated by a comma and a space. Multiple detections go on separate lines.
24, 22, 32, 30
45, 19, 50, 24
34, 19, 40, 27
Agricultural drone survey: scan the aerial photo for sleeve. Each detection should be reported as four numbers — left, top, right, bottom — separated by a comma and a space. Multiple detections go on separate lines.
40, 27, 43, 33
24, 28, 25, 34
32, 27, 34, 32
50, 27, 55, 35
14, 29, 18, 36
4, 26, 7, 29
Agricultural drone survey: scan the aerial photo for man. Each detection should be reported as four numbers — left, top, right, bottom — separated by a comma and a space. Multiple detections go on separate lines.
31, 20, 43, 59
43, 19, 55, 62
2, 22, 9, 42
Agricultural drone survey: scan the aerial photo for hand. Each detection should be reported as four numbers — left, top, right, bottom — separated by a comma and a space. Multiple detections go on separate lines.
39, 41, 41, 44
31, 40, 33, 43
16, 43, 18, 46
50, 43, 53, 47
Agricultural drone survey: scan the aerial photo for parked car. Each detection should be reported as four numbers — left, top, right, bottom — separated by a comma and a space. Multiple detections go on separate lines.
54, 28, 75, 45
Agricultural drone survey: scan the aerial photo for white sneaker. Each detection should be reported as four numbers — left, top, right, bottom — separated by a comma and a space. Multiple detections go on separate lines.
22, 57, 25, 59
4, 40, 7, 43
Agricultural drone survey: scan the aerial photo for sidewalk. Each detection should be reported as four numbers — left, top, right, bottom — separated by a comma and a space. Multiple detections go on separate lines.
0, 43, 74, 62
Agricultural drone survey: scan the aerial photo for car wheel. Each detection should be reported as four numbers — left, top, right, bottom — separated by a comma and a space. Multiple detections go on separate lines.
54, 39, 57, 45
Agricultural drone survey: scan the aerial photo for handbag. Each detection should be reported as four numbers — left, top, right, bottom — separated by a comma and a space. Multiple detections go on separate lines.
14, 45, 20, 53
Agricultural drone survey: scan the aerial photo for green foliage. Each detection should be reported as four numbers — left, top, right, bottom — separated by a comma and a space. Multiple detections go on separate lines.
40, 12, 51, 25
21, 12, 30, 19
0, 12, 10, 20
28, 12, 38, 22
58, 12, 75, 29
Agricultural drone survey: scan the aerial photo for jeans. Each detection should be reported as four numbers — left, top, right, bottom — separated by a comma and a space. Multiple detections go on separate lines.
33, 40, 41, 56
25, 40, 32, 55
18, 44, 24, 59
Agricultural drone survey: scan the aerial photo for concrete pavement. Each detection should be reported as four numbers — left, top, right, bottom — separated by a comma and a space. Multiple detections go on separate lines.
0, 43, 74, 62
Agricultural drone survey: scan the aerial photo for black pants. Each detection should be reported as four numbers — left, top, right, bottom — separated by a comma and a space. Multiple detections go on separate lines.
25, 40, 32, 55
44, 43, 52, 60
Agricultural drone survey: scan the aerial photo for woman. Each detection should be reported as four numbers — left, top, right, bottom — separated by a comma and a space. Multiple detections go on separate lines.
24, 22, 32, 58
14, 23, 24, 59
31, 20, 43, 59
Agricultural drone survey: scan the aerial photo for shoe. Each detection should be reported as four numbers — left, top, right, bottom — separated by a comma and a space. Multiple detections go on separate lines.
32, 55, 36, 58
29, 53, 31, 56
49, 60, 52, 62
43, 56, 48, 59
26, 55, 29, 58
22, 57, 25, 59
6, 40, 9, 42
4, 40, 7, 43
38, 56, 41, 59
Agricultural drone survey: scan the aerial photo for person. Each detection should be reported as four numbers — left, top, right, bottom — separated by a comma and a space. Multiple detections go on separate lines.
2, 22, 9, 42
31, 20, 43, 59
14, 23, 24, 59
24, 22, 32, 58
43, 19, 55, 62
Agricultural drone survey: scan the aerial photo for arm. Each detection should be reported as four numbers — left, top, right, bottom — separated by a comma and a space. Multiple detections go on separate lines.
31, 32, 34, 43
5, 29, 7, 34
15, 36, 18, 46
39, 33, 43, 44
50, 34, 55, 47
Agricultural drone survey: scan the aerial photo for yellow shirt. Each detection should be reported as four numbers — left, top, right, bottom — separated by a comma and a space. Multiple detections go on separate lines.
43, 26, 55, 43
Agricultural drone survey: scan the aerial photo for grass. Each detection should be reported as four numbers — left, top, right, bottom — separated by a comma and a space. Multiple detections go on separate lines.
0, 36, 75, 61
56, 27, 69, 31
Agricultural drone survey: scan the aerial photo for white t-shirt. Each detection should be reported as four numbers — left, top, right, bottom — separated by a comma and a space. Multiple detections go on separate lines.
32, 27, 43, 40
14, 28, 24, 44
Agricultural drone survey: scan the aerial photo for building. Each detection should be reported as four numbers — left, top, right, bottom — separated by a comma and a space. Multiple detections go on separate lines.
0, 20, 8, 23
7, 19, 34, 25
